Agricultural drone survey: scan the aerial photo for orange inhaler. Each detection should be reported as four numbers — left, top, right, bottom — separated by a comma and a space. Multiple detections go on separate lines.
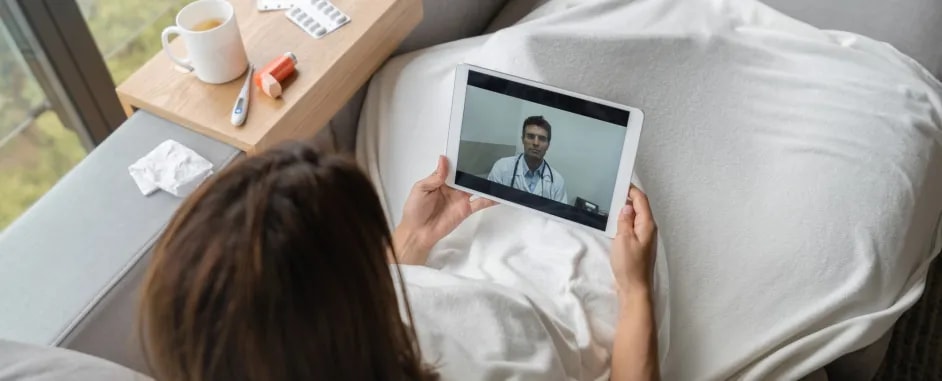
254, 52, 298, 98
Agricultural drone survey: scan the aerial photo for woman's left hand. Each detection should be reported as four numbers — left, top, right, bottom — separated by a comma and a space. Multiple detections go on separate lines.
394, 156, 495, 265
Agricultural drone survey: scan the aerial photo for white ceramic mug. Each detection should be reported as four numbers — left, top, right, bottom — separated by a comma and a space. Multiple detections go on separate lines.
161, 0, 248, 84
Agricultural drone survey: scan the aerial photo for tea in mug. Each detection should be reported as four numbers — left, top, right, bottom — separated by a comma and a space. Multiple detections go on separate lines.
191, 18, 224, 32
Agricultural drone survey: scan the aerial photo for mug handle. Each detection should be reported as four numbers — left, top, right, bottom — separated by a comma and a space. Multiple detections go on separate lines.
161, 26, 194, 72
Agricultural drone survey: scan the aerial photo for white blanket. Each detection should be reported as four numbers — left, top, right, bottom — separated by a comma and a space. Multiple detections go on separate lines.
358, 0, 942, 379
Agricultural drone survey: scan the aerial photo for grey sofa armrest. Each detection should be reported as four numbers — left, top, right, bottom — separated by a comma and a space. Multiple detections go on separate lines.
0, 111, 241, 374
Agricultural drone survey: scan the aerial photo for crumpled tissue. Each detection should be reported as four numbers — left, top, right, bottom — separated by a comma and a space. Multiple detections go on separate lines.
128, 139, 214, 197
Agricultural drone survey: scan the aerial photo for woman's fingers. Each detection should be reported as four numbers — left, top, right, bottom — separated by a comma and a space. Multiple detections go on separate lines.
617, 202, 637, 238
470, 197, 496, 214
416, 156, 448, 191
620, 186, 640, 236
628, 186, 656, 241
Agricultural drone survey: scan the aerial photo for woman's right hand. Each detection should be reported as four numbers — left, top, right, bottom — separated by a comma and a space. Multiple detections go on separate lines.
394, 156, 494, 265
611, 186, 657, 298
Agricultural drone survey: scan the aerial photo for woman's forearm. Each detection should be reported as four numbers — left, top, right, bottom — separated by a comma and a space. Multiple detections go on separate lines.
611, 288, 659, 381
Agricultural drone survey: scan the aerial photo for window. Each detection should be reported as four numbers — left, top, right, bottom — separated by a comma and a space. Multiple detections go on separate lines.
0, 18, 84, 230
0, 0, 192, 231
80, 0, 193, 84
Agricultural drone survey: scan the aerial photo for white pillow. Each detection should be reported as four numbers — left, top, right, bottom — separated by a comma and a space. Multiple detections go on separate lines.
487, 0, 942, 78
0, 340, 150, 381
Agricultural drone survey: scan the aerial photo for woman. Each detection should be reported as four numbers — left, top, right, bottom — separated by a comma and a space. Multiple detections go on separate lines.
141, 141, 658, 380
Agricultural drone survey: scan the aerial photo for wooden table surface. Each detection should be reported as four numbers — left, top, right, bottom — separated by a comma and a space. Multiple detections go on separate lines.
116, 0, 422, 153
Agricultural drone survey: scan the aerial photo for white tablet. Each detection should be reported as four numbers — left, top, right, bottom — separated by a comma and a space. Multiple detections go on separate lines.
446, 64, 645, 237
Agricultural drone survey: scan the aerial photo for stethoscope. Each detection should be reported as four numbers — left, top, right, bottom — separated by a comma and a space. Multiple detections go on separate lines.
510, 153, 554, 197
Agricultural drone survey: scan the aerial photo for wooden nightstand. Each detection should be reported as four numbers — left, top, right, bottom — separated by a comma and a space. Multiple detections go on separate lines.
116, 0, 422, 153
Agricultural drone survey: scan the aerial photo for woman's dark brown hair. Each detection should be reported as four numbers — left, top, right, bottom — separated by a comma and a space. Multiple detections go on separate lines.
140, 141, 434, 381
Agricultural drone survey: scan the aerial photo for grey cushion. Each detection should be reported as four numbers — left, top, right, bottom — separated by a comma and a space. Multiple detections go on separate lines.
325, 0, 511, 153
485, 0, 548, 33
761, 0, 942, 78
394, 0, 509, 55
824, 330, 893, 380
0, 340, 150, 380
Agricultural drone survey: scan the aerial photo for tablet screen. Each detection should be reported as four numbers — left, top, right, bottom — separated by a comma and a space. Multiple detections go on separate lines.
454, 69, 631, 231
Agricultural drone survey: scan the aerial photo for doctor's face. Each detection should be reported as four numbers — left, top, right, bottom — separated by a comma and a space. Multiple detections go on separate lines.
522, 125, 550, 161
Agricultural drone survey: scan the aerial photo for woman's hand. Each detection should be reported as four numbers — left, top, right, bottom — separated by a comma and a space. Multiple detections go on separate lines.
610, 185, 661, 381
611, 185, 658, 298
393, 156, 495, 265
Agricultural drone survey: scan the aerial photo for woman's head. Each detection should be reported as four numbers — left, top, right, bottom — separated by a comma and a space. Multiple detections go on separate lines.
141, 141, 433, 381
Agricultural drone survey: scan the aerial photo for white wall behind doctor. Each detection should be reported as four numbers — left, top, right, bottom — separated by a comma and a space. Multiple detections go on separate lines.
460, 87, 520, 144
460, 87, 626, 210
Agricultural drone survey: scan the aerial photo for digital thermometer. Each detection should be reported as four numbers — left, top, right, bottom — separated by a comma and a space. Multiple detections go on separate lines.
230, 65, 255, 126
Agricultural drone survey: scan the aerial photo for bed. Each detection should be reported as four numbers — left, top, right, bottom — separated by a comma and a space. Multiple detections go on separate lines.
348, 0, 942, 379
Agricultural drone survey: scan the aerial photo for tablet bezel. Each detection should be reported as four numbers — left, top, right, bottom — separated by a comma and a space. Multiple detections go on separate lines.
445, 64, 645, 238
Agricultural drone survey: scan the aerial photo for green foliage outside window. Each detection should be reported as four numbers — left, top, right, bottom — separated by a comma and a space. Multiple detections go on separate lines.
0, 0, 192, 230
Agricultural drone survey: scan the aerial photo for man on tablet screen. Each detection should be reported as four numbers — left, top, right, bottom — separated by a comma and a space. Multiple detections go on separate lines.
487, 116, 569, 204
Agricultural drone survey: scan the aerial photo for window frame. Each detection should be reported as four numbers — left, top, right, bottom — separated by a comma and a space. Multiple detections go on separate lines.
0, 0, 125, 149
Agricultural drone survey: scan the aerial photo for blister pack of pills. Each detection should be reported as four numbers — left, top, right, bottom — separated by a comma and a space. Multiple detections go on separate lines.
285, 0, 350, 39
257, 0, 294, 11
